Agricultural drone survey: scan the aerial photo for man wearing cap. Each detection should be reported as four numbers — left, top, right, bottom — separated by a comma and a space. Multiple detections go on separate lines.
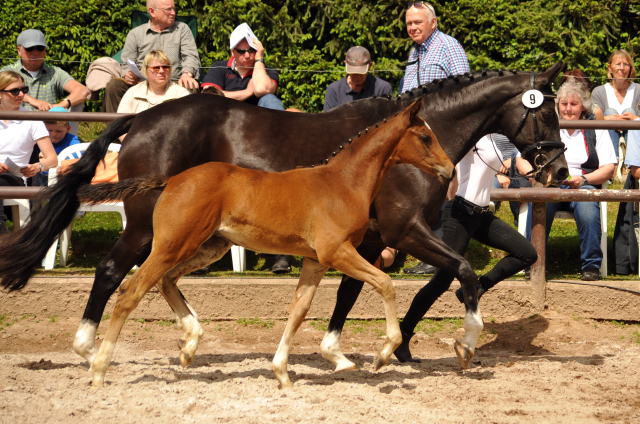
323, 46, 392, 112
0, 29, 90, 111
402, 1, 469, 92
201, 23, 284, 110
101, 0, 201, 112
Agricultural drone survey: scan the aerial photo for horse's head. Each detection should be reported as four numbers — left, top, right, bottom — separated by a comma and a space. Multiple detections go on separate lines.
393, 99, 455, 185
500, 63, 569, 186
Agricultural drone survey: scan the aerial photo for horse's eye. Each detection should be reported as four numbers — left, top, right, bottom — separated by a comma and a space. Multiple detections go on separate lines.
542, 112, 553, 120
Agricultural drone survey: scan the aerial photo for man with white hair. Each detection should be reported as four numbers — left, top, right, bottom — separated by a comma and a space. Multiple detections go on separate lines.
323, 46, 392, 112
102, 0, 201, 112
201, 23, 284, 110
402, 1, 470, 92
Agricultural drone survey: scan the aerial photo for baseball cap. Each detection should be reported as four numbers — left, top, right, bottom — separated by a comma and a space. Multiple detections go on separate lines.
345, 46, 371, 74
17, 29, 47, 48
230, 23, 257, 50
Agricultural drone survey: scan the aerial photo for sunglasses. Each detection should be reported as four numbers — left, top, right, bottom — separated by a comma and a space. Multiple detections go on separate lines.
148, 65, 171, 72
235, 47, 257, 54
0, 86, 29, 96
23, 46, 46, 52
406, 1, 435, 14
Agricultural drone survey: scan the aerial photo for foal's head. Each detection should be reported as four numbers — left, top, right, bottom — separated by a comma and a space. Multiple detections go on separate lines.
392, 99, 455, 185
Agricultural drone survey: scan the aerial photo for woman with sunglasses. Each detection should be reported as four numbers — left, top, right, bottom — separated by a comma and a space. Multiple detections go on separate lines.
591, 49, 640, 161
117, 50, 190, 115
0, 71, 57, 234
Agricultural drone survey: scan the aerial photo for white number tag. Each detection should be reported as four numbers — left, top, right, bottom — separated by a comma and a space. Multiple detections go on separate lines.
522, 90, 544, 108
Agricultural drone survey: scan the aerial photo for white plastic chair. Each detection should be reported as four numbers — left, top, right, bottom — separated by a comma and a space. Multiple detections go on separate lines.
43, 142, 126, 269
518, 182, 608, 277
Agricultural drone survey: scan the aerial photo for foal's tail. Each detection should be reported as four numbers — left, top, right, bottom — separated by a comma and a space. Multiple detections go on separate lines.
0, 115, 136, 291
77, 176, 167, 204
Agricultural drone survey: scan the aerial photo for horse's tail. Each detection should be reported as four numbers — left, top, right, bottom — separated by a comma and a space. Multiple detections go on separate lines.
0, 115, 136, 291
77, 176, 167, 204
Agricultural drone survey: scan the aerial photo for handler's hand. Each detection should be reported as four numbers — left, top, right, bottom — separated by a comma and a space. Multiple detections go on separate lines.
497, 173, 510, 189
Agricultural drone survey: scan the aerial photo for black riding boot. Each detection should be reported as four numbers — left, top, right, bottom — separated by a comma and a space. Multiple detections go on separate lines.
393, 329, 420, 363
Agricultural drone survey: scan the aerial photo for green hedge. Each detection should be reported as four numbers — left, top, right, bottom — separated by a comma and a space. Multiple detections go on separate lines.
2, 0, 640, 112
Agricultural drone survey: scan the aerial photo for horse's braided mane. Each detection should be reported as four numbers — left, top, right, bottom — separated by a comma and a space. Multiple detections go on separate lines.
311, 69, 521, 167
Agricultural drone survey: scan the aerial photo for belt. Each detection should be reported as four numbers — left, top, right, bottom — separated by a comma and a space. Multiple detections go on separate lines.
453, 196, 491, 215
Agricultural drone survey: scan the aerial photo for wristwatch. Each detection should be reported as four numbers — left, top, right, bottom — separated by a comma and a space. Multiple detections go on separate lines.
581, 175, 588, 186
38, 162, 44, 172
184, 71, 193, 78
255, 58, 265, 64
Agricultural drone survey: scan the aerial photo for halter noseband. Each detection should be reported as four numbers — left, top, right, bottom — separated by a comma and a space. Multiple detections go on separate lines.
514, 72, 566, 179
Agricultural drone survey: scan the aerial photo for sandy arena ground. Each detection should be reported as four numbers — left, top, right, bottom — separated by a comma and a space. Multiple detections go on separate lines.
0, 312, 639, 423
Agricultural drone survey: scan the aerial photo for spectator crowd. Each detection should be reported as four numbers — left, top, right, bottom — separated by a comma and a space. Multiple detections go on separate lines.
2, 0, 640, 283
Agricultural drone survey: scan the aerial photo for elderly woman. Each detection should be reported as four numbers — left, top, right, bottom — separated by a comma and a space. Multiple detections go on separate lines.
117, 50, 190, 114
525, 78, 617, 281
591, 50, 640, 159
0, 70, 57, 234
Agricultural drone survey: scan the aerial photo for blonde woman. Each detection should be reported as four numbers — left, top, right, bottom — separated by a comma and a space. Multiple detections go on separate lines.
117, 50, 190, 114
0, 71, 57, 233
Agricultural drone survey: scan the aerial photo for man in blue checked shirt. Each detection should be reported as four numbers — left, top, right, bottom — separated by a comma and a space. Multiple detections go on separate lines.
402, 1, 470, 275
402, 1, 470, 92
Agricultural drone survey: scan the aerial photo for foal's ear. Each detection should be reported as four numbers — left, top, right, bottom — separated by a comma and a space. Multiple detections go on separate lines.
405, 98, 423, 123
537, 62, 565, 87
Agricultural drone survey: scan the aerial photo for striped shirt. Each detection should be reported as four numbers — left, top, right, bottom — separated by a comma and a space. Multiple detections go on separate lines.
404, 29, 470, 91
0, 60, 73, 111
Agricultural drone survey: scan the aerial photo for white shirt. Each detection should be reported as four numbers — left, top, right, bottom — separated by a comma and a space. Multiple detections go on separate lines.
560, 128, 617, 179
0, 106, 49, 178
604, 82, 636, 113
456, 135, 503, 207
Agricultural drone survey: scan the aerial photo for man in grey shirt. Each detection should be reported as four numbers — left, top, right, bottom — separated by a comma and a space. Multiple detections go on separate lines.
102, 0, 201, 112
323, 46, 392, 112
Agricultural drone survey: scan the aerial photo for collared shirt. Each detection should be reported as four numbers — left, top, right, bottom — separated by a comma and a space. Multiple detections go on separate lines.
120, 21, 201, 80
117, 81, 191, 114
404, 29, 470, 91
202, 58, 280, 106
560, 129, 616, 178
323, 74, 393, 112
0, 106, 49, 174
456, 135, 503, 207
0, 61, 73, 111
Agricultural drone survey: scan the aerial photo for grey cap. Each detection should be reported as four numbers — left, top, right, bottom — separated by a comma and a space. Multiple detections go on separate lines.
17, 29, 47, 48
345, 46, 371, 74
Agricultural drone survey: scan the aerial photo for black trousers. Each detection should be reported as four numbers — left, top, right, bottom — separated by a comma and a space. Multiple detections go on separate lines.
401, 198, 538, 332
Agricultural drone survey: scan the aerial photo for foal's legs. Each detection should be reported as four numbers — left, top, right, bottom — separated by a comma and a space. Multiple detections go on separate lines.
273, 258, 329, 389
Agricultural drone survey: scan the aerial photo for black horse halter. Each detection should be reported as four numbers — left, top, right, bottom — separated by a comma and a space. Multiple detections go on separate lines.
513, 72, 566, 179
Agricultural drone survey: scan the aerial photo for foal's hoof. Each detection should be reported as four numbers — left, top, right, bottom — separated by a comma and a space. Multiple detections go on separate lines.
180, 351, 193, 368
454, 340, 474, 369
373, 354, 388, 371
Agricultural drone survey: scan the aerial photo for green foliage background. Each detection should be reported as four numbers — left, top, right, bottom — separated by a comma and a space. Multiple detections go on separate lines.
2, 0, 640, 112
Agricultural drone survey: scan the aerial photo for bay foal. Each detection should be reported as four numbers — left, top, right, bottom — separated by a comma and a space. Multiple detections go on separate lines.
82, 99, 454, 389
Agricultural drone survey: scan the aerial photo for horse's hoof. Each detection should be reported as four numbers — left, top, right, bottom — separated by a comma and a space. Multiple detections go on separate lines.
177, 338, 186, 349
373, 354, 387, 371
180, 351, 193, 368
278, 379, 294, 390
334, 360, 358, 373
454, 340, 474, 369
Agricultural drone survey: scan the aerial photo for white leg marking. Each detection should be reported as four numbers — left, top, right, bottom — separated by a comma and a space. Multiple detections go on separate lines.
320, 329, 357, 372
73, 321, 99, 367
180, 314, 203, 366
461, 307, 484, 353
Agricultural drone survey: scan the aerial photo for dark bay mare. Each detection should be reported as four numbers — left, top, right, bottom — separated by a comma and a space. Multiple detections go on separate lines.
0, 63, 568, 372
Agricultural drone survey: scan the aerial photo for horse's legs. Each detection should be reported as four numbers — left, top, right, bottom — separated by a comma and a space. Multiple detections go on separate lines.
327, 243, 402, 371
320, 243, 382, 372
273, 258, 329, 389
157, 236, 233, 366
73, 223, 153, 366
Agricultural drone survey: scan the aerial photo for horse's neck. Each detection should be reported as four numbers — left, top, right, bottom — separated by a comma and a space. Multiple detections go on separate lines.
327, 117, 406, 201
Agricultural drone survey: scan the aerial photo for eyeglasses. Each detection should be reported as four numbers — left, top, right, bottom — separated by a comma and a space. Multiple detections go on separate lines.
156, 7, 176, 13
147, 65, 171, 72
234, 47, 257, 55
23, 46, 45, 52
406, 1, 435, 15
0, 86, 29, 96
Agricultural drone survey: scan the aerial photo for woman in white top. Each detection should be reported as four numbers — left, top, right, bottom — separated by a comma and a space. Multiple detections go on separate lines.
525, 79, 616, 281
591, 50, 640, 159
117, 50, 190, 115
0, 71, 57, 234
394, 135, 538, 362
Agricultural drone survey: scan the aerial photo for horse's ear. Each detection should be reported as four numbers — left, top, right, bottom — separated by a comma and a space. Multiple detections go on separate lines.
405, 98, 423, 122
537, 62, 565, 86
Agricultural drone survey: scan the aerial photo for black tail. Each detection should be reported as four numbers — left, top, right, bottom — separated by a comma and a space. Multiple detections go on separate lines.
0, 115, 136, 291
